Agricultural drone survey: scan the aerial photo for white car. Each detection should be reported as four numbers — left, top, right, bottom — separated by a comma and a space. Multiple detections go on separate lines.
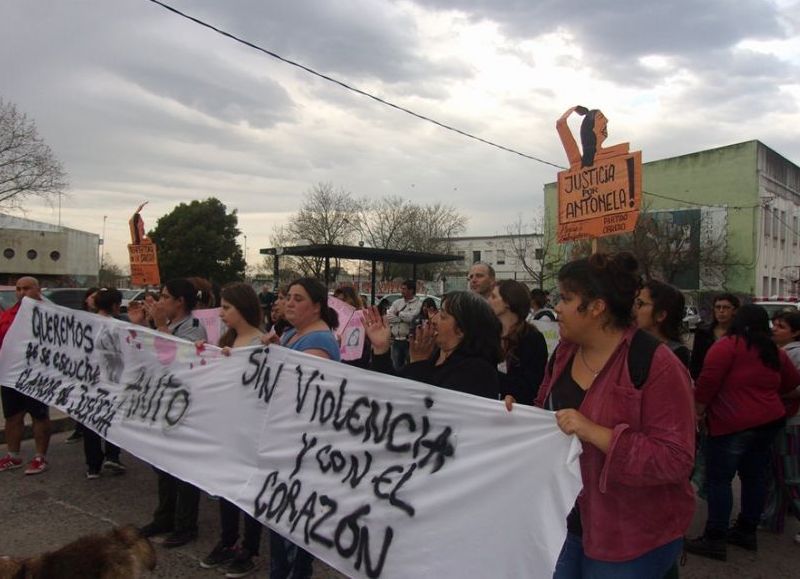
753, 300, 800, 319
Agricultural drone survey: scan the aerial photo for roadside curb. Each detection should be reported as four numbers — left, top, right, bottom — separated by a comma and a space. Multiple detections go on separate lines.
0, 416, 74, 445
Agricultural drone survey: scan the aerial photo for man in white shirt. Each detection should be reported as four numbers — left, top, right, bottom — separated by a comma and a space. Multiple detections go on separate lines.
386, 280, 422, 371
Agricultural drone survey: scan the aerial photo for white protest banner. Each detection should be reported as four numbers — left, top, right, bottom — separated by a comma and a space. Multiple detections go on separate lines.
327, 296, 366, 362
0, 299, 582, 579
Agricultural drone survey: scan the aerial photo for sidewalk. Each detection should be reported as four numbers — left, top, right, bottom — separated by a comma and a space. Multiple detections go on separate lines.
0, 406, 73, 445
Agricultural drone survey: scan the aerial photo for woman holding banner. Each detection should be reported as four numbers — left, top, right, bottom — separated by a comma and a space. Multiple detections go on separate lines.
200, 282, 264, 577
270, 277, 340, 579
364, 290, 502, 400
139, 278, 208, 549
488, 279, 548, 405
508, 253, 695, 578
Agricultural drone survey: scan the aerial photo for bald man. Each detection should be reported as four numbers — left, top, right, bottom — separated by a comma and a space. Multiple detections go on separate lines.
467, 262, 496, 299
0, 276, 51, 475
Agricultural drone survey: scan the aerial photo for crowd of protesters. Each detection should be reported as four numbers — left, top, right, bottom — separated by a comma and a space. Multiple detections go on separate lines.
2, 251, 800, 578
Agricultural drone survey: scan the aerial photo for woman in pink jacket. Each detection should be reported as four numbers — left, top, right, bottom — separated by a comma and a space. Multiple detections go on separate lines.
519, 253, 696, 578
687, 304, 800, 561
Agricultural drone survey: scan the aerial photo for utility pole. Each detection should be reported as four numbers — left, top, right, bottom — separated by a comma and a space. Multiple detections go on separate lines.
99, 215, 107, 271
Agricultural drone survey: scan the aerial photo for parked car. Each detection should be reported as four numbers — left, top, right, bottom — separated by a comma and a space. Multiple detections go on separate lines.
41, 288, 92, 310
683, 305, 702, 331
753, 300, 800, 319
120, 288, 148, 314
0, 285, 16, 312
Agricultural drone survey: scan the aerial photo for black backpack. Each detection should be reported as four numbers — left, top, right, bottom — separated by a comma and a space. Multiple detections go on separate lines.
546, 329, 662, 390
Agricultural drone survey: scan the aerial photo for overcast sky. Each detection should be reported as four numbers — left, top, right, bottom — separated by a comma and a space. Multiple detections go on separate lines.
2, 0, 799, 270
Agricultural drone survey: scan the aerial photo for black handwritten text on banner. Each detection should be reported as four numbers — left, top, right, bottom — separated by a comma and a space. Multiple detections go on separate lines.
0, 299, 582, 579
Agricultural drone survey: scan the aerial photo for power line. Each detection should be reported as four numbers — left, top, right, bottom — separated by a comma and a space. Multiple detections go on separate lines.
146, 0, 567, 170
642, 189, 760, 210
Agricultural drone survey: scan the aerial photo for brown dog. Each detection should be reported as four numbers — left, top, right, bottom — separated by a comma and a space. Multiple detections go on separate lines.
0, 525, 156, 579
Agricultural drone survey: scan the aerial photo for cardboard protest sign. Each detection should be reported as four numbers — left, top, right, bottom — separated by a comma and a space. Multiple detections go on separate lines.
127, 202, 161, 287
0, 299, 582, 579
556, 106, 642, 242
327, 295, 366, 361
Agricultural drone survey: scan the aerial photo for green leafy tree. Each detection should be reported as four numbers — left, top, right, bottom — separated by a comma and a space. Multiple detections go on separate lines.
150, 197, 245, 284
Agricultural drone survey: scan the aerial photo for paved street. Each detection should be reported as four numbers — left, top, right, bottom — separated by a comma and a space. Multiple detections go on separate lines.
0, 429, 797, 578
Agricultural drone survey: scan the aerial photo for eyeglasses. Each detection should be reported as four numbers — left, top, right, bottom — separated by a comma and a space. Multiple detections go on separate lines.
634, 298, 653, 308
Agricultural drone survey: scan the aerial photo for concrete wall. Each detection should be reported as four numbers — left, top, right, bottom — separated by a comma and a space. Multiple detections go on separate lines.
0, 215, 99, 286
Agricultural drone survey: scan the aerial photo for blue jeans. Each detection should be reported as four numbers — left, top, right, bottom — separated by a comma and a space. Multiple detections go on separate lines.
705, 421, 783, 532
391, 339, 409, 371
553, 533, 682, 579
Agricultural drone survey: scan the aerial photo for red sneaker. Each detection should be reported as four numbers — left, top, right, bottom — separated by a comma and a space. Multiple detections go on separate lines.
0, 455, 23, 472
24, 455, 48, 475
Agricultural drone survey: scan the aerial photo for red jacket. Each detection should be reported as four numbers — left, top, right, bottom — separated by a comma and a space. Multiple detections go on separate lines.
695, 336, 800, 436
0, 301, 20, 349
535, 327, 696, 561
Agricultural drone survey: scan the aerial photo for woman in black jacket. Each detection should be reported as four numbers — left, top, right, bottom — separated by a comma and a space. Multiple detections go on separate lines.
689, 293, 739, 379
489, 280, 548, 404
364, 291, 502, 400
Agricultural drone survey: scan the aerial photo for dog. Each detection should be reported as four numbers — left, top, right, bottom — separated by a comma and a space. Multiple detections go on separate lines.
0, 525, 156, 579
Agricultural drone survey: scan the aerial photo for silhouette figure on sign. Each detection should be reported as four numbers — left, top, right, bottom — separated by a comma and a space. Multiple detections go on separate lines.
557, 106, 629, 170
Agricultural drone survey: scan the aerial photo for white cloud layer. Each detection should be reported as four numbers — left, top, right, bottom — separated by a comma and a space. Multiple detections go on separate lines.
2, 0, 798, 270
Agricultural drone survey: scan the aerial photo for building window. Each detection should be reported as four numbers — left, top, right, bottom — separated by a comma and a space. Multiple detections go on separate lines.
771, 277, 778, 296
773, 208, 780, 239
780, 279, 786, 296
3, 248, 14, 259
794, 216, 799, 246
764, 207, 771, 237
781, 210, 787, 242
497, 250, 506, 265
50, 250, 61, 262
457, 250, 465, 264
472, 250, 481, 263
763, 276, 770, 297
535, 248, 544, 260
26, 249, 37, 260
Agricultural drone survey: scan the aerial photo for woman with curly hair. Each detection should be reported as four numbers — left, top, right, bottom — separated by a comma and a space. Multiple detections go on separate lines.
509, 253, 695, 578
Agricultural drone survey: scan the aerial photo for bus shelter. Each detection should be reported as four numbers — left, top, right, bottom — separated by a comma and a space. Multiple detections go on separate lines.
259, 244, 462, 304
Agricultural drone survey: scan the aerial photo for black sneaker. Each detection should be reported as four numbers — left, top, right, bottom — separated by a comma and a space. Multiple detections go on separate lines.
139, 521, 173, 538
200, 542, 237, 569
102, 459, 127, 475
685, 533, 727, 561
727, 522, 758, 551
65, 429, 83, 444
161, 529, 197, 549
221, 549, 257, 578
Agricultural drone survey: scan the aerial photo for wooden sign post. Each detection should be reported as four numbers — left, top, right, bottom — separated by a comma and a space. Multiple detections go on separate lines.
127, 202, 161, 287
556, 106, 642, 245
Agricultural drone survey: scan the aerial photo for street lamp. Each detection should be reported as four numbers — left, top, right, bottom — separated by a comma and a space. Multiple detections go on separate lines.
99, 215, 107, 271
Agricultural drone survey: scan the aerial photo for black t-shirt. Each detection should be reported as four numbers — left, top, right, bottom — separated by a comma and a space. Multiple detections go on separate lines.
547, 355, 587, 536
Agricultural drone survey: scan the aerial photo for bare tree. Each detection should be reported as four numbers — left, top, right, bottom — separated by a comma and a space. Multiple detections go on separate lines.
284, 183, 360, 278
506, 213, 567, 289
98, 253, 127, 286
0, 98, 67, 209
600, 204, 731, 289
355, 197, 466, 280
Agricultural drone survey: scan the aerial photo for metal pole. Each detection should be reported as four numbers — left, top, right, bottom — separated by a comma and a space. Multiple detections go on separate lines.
370, 259, 377, 305
325, 257, 331, 287
273, 254, 280, 292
